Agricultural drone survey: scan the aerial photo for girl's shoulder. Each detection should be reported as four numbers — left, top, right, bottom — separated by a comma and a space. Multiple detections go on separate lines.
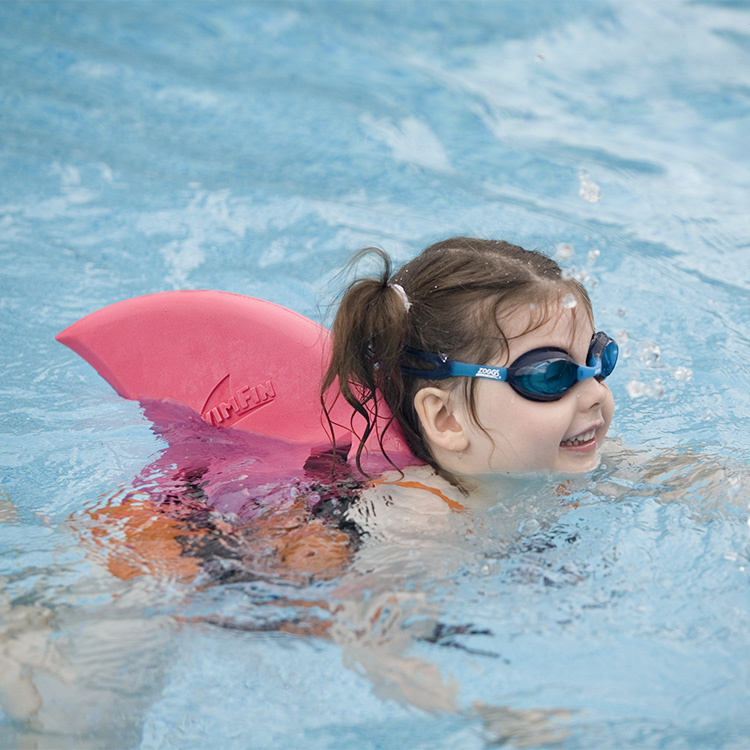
345, 464, 467, 538
366, 464, 466, 510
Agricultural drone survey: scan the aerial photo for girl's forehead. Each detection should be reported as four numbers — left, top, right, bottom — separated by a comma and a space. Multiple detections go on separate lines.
498, 302, 593, 353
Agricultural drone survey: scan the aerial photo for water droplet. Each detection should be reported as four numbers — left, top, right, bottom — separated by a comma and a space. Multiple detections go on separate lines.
650, 378, 665, 398
535, 50, 546, 62
616, 330, 629, 346
629, 379, 662, 398
638, 341, 661, 366
575, 270, 589, 283
587, 249, 600, 265
626, 380, 648, 398
561, 268, 574, 280
616, 307, 627, 317
556, 242, 574, 261
578, 170, 601, 202
673, 366, 693, 382
561, 293, 577, 309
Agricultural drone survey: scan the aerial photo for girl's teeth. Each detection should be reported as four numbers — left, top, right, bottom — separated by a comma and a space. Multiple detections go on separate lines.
562, 429, 595, 446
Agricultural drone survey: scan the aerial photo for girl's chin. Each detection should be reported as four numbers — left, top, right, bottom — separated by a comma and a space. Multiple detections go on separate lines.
457, 445, 604, 478
556, 450, 602, 475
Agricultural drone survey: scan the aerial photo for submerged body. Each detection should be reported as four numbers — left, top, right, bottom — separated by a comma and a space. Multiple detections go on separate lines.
6, 421, 748, 747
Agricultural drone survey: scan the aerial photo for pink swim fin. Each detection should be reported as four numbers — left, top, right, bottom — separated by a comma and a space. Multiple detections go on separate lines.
56, 290, 417, 468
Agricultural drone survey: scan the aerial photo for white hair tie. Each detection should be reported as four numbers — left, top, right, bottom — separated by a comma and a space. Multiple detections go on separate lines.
389, 283, 412, 312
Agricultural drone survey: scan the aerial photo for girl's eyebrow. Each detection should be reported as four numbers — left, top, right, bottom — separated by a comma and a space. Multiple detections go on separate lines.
510, 328, 594, 361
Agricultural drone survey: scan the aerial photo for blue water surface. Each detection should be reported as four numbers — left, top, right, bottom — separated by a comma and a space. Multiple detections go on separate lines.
2, 1, 750, 748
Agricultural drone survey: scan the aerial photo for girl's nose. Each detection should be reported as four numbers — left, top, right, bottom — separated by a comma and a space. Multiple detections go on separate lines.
575, 375, 608, 410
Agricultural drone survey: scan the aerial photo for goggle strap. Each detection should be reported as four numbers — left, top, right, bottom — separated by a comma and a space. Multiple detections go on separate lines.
401, 348, 452, 379
402, 348, 509, 382
448, 362, 507, 381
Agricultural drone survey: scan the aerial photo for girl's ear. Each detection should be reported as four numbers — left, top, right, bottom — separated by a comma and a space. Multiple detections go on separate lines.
413, 387, 470, 454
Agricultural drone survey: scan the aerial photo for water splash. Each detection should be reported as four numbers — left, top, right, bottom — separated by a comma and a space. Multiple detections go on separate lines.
626, 378, 665, 399
638, 341, 661, 366
578, 170, 601, 202
626, 380, 648, 398
650, 378, 665, 397
673, 366, 693, 382
561, 293, 577, 309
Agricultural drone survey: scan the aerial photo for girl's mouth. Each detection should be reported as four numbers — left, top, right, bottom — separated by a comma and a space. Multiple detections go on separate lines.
560, 428, 597, 450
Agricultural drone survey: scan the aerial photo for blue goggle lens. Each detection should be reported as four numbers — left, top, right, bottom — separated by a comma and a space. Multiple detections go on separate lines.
599, 340, 618, 379
509, 333, 618, 401
510, 355, 579, 399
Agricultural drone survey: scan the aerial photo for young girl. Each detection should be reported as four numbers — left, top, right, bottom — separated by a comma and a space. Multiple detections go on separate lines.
312, 236, 619, 725
64, 228, 622, 587
323, 236, 618, 513
0, 237, 618, 745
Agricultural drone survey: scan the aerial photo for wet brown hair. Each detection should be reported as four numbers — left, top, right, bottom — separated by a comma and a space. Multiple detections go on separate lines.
321, 237, 593, 484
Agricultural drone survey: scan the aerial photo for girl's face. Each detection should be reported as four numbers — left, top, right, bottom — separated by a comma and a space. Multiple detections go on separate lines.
456, 304, 614, 475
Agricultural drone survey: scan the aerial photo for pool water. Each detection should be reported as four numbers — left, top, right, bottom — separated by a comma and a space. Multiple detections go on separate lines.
2, 1, 750, 747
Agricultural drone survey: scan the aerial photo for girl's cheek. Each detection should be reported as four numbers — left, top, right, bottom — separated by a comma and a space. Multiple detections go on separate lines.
528, 411, 567, 443
603, 388, 615, 426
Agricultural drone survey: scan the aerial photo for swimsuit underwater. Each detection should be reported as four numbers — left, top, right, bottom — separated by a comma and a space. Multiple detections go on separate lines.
80, 458, 366, 585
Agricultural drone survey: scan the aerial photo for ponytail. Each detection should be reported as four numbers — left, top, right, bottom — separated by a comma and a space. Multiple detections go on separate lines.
321, 248, 417, 474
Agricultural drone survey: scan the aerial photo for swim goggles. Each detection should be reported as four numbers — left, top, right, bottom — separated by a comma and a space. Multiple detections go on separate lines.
401, 331, 618, 402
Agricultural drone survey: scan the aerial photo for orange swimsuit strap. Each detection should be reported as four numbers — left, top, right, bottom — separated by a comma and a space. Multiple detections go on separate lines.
369, 478, 465, 511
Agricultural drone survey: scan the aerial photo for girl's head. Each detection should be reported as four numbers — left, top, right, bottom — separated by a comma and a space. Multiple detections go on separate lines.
323, 237, 615, 484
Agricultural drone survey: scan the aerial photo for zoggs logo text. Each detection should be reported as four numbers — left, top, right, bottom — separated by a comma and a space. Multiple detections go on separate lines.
475, 367, 502, 380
